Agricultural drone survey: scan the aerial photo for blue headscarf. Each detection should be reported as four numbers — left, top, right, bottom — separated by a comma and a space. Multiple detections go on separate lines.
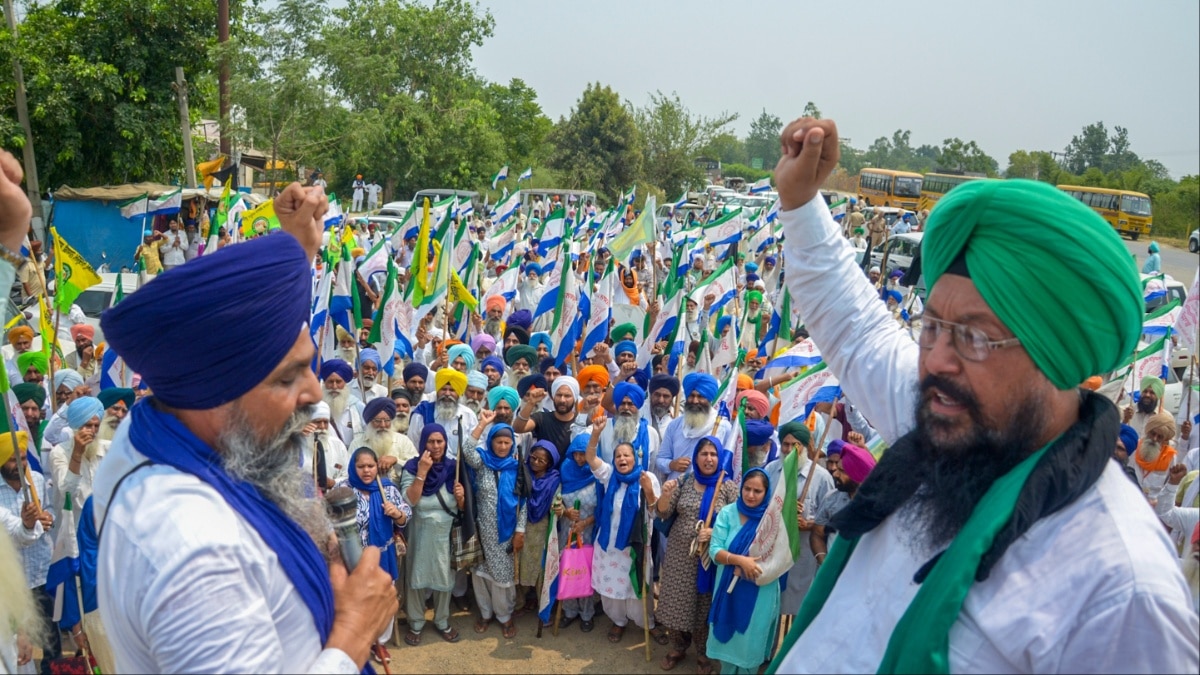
708, 467, 770, 642
613, 340, 638, 358
126, 400, 334, 643
402, 423, 455, 496
524, 440, 562, 523
596, 443, 643, 551
691, 435, 733, 594
481, 355, 506, 376
682, 372, 718, 401
478, 424, 520, 544
346, 447, 399, 580
561, 433, 600, 497
357, 348, 382, 370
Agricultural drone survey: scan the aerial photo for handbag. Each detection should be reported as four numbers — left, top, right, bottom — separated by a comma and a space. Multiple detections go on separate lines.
47, 653, 91, 675
556, 531, 595, 600
434, 482, 484, 572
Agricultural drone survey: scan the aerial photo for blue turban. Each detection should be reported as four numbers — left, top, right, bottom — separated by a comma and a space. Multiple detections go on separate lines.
402, 362, 428, 382
102, 233, 311, 410
715, 316, 732, 336
629, 370, 649, 391
613, 340, 637, 358
746, 273, 760, 284
649, 374, 680, 396
448, 344, 475, 371
682, 372, 718, 401
357, 348, 382, 370
487, 386, 520, 411
481, 355, 505, 375
538, 357, 558, 374
884, 289, 903, 305
1118, 424, 1139, 455
764, 256, 777, 265
516, 373, 547, 399
525, 263, 543, 277
612, 382, 645, 409
67, 397, 104, 430
320, 359, 354, 383
745, 262, 759, 273
745, 419, 775, 446
53, 369, 84, 392
508, 309, 533, 330
529, 332, 553, 354
362, 397, 396, 423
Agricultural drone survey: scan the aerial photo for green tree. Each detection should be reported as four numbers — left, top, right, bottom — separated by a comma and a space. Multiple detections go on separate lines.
0, 0, 217, 187
635, 90, 736, 199
937, 138, 998, 176
548, 82, 641, 204
700, 132, 747, 166
482, 77, 553, 171
802, 101, 821, 119
1063, 121, 1111, 174
744, 109, 782, 170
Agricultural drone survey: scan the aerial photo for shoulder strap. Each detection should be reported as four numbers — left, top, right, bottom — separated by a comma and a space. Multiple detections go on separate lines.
432, 483, 459, 519
96, 460, 155, 544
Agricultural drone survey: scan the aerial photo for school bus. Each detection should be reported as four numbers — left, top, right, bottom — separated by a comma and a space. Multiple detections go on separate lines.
918, 173, 984, 213
857, 169, 923, 210
1057, 185, 1152, 240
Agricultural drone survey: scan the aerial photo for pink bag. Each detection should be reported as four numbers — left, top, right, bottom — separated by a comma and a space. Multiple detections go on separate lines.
557, 532, 595, 600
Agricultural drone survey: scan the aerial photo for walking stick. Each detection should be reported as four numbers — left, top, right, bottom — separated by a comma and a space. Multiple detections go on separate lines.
641, 488, 652, 662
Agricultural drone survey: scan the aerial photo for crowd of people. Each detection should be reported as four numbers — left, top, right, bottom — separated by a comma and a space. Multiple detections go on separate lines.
1, 112, 1198, 675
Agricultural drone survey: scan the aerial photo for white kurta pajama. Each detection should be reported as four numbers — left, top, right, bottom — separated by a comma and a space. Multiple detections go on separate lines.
771, 196, 1199, 674
590, 462, 660, 630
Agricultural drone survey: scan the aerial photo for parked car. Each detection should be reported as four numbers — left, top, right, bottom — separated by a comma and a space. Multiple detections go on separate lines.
1189, 228, 1198, 253
377, 200, 412, 219
869, 232, 923, 276
73, 273, 141, 345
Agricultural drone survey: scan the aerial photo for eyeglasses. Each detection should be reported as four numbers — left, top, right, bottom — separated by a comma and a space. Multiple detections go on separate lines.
916, 315, 1021, 363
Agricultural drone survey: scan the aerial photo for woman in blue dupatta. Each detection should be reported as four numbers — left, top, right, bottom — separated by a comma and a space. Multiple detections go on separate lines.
707, 468, 791, 674
552, 432, 604, 632
654, 435, 738, 673
335, 447, 410, 662
517, 439, 561, 617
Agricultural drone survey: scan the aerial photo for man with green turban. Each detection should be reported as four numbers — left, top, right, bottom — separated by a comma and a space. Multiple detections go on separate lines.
765, 117, 1195, 674
13, 381, 48, 449
1124, 375, 1166, 437
610, 322, 637, 343
16, 350, 48, 384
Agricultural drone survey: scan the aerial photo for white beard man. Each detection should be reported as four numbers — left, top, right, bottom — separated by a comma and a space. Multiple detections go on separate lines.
302, 402, 349, 492
655, 375, 730, 484
406, 368, 478, 460
319, 360, 364, 445
599, 384, 660, 467
49, 397, 109, 516
95, 388, 133, 444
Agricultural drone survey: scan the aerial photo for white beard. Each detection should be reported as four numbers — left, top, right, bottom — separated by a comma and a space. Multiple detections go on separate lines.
336, 347, 358, 364
435, 398, 460, 423
393, 413, 410, 434
464, 399, 482, 414
1139, 440, 1163, 464
507, 372, 527, 388
614, 414, 640, 445
1184, 549, 1200, 612
365, 427, 395, 458
683, 405, 711, 433
361, 373, 377, 389
82, 439, 101, 462
324, 389, 349, 422
99, 413, 121, 442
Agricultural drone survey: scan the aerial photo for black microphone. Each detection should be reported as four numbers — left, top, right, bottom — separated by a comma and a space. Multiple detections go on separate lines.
324, 486, 362, 571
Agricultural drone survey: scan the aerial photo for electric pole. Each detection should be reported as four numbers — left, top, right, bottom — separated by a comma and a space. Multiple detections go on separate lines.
218, 0, 231, 162
173, 68, 197, 188
3, 0, 44, 228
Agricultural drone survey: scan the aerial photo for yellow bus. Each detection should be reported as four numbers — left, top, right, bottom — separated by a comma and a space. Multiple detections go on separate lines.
918, 173, 983, 213
857, 169, 923, 210
1057, 185, 1152, 240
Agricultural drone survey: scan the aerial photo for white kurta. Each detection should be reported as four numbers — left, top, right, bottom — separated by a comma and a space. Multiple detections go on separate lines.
92, 418, 358, 674
774, 196, 1200, 674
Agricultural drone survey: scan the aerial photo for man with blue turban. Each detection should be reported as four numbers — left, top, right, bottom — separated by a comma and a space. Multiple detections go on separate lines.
481, 355, 506, 389
351, 396, 416, 474
93, 183, 397, 673
47, 396, 107, 517
349, 347, 387, 404
319, 358, 364, 445
42, 368, 89, 449
447, 343, 476, 373
654, 373, 730, 482
596, 381, 658, 466
767, 117, 1194, 674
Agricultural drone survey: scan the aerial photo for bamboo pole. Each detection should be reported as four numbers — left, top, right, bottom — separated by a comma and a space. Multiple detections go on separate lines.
797, 396, 841, 511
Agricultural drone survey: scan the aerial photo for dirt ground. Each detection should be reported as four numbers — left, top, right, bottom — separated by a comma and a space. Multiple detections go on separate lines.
387, 601, 702, 674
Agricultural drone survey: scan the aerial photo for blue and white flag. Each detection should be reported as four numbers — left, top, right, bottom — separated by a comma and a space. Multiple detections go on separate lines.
491, 165, 509, 190
100, 348, 136, 389
493, 190, 521, 224
755, 337, 822, 379
537, 207, 566, 256
672, 192, 688, 211
703, 207, 745, 249
830, 197, 848, 222
518, 167, 533, 182
582, 260, 615, 357
329, 256, 355, 332
749, 177, 772, 194
1143, 274, 1167, 303
776, 362, 841, 425
484, 266, 520, 306
537, 508, 561, 625
323, 195, 345, 229
765, 197, 781, 224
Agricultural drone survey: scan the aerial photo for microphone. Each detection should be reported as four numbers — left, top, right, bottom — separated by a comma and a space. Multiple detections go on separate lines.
324, 486, 362, 572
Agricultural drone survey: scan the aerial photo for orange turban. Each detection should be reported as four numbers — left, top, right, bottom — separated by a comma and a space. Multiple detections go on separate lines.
736, 374, 753, 392
578, 365, 610, 391
7, 325, 33, 346
70, 324, 95, 342
1081, 376, 1103, 391
485, 295, 506, 313
734, 389, 770, 419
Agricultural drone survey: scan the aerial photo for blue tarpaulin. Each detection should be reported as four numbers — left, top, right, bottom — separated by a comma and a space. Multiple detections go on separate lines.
51, 199, 146, 270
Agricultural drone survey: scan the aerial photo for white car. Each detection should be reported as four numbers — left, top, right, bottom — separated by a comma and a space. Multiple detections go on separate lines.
1141, 273, 1190, 374
377, 201, 412, 219
1189, 228, 1198, 253
870, 232, 923, 276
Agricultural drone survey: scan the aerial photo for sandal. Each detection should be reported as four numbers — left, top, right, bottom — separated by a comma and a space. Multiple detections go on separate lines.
660, 649, 686, 671
607, 623, 626, 643
696, 657, 713, 675
474, 617, 491, 634
404, 630, 421, 647
438, 626, 461, 643
501, 619, 518, 639
580, 619, 595, 633
650, 625, 671, 646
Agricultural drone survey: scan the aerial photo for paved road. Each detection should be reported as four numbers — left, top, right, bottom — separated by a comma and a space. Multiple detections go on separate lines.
1123, 238, 1197, 283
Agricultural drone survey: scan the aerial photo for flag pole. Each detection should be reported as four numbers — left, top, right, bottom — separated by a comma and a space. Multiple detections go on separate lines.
797, 394, 842, 512
5, 402, 36, 507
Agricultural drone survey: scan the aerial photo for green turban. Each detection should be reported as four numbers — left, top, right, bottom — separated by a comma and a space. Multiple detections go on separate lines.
1139, 375, 1165, 400
16, 351, 48, 376
611, 322, 637, 342
922, 180, 1141, 390
747, 290, 764, 305
12, 382, 46, 408
504, 344, 537, 368
778, 420, 811, 447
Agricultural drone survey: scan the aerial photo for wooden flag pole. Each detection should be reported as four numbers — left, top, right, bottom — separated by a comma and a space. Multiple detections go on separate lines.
797, 395, 841, 512
48, 308, 62, 414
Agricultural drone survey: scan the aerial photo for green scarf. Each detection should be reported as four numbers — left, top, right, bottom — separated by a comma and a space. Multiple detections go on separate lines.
768, 439, 1055, 674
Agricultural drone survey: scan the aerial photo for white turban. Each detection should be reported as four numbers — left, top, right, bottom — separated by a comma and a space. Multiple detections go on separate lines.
312, 400, 331, 421
466, 371, 488, 391
553, 375, 580, 402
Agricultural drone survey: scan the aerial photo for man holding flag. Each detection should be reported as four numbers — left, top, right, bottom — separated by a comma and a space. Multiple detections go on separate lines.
767, 116, 1197, 673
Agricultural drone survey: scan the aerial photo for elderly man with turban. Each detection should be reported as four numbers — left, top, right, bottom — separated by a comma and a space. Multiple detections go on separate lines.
48, 396, 107, 518
348, 348, 388, 404
319, 358, 365, 445
597, 382, 660, 466
655, 373, 731, 483
1123, 375, 1166, 438
504, 344, 538, 388
767, 117, 1196, 674
5, 324, 34, 383
41, 368, 89, 451
92, 185, 397, 673
471, 333, 497, 365
513, 375, 579, 462
352, 397, 418, 477
96, 387, 135, 442
1129, 412, 1178, 496
407, 367, 479, 463
464, 371, 488, 415
301, 401, 349, 492
14, 381, 48, 452
447, 343, 476, 374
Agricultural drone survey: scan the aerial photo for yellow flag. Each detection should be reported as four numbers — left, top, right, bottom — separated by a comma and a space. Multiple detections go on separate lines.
51, 228, 101, 313
413, 198, 432, 293
38, 295, 55, 357
450, 270, 478, 309
241, 199, 280, 239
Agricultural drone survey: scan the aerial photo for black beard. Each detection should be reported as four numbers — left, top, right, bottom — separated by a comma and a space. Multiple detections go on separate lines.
554, 400, 574, 415
833, 475, 857, 493
1137, 396, 1157, 414
903, 375, 1048, 549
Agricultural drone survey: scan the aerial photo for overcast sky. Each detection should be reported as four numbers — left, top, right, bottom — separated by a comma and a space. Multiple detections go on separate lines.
469, 0, 1200, 178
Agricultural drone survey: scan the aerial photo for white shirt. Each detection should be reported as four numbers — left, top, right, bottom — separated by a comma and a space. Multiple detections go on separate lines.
92, 419, 358, 674
406, 404, 478, 460
366, 184, 382, 201
775, 196, 1200, 673
301, 432, 349, 487
160, 229, 188, 266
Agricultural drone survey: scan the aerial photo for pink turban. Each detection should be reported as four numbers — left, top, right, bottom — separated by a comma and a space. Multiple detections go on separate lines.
471, 333, 496, 354
734, 389, 770, 419
839, 442, 876, 484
